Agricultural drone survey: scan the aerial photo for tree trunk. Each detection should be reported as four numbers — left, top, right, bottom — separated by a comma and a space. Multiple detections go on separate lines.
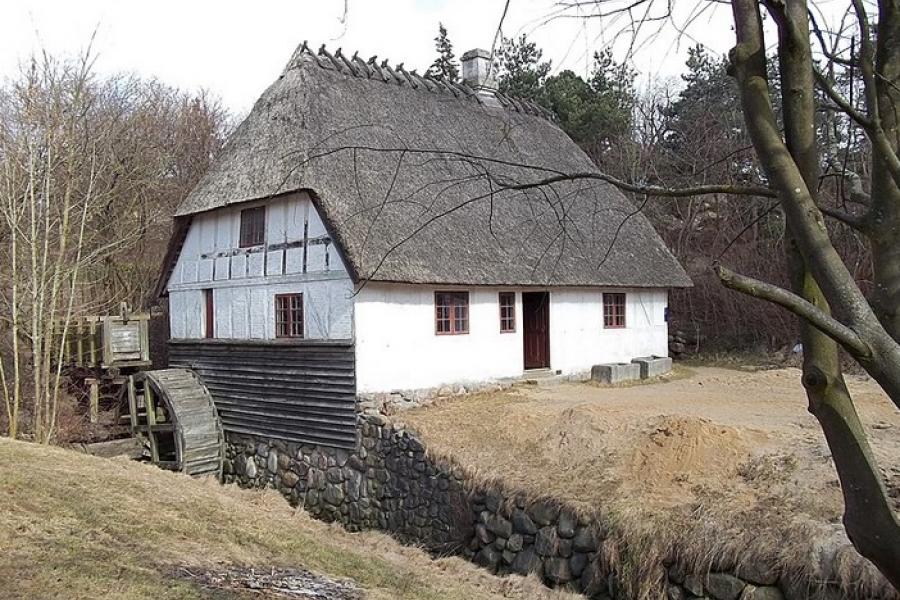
732, 0, 900, 588
869, 0, 900, 342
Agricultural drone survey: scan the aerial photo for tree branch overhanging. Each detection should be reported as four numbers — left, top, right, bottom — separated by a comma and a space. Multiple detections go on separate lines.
715, 264, 872, 360
297, 145, 777, 199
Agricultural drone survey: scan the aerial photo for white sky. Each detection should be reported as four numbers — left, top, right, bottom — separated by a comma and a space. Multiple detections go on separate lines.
0, 0, 742, 114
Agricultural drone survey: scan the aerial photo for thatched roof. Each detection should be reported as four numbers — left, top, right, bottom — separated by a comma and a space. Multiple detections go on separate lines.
170, 43, 691, 288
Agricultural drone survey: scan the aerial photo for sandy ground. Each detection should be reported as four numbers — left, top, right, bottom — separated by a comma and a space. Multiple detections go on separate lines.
402, 366, 900, 593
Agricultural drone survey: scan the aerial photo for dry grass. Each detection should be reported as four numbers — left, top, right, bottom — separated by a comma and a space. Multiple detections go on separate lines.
0, 438, 582, 600
402, 366, 900, 599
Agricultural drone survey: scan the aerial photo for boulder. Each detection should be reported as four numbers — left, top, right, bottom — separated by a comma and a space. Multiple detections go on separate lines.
281, 470, 300, 488
683, 574, 704, 596
506, 533, 524, 552
475, 524, 494, 545
569, 552, 588, 578
544, 558, 572, 584
244, 457, 257, 479
475, 546, 501, 570
667, 584, 687, 600
705, 573, 746, 600
535, 526, 559, 556
323, 483, 345, 506
573, 527, 600, 552
529, 501, 560, 526
735, 561, 779, 586
557, 509, 577, 538
511, 547, 542, 576
740, 586, 785, 600
512, 509, 538, 535
579, 561, 607, 597
486, 514, 513, 538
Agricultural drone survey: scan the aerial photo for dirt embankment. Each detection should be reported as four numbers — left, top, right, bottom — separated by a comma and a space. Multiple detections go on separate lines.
403, 366, 900, 596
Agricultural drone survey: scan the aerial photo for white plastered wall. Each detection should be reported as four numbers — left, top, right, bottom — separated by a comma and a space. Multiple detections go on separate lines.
354, 283, 669, 393
167, 191, 353, 340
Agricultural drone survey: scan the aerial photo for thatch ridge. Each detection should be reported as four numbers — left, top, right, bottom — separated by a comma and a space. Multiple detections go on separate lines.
280, 42, 555, 121
167, 43, 691, 289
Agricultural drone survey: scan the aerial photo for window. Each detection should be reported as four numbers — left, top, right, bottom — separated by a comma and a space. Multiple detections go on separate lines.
603, 292, 626, 328
499, 292, 515, 333
435, 291, 469, 335
239, 206, 266, 248
204, 289, 214, 338
275, 293, 304, 338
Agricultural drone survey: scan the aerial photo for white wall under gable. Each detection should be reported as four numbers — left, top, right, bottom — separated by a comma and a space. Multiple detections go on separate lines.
354, 283, 669, 393
167, 191, 353, 340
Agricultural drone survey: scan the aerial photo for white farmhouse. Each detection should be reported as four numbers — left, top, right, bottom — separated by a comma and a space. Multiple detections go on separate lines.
157, 44, 690, 444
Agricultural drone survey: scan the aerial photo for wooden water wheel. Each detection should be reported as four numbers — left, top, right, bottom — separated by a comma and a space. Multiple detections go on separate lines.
128, 369, 224, 477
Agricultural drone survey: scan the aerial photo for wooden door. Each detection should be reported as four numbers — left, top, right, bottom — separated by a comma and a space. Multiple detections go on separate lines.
522, 292, 550, 369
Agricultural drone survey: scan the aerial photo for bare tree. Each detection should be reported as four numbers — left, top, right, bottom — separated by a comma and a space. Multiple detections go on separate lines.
0, 49, 230, 441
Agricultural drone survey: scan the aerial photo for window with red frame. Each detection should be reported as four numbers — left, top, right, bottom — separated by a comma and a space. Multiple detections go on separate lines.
499, 292, 515, 333
275, 293, 304, 338
435, 291, 469, 335
603, 292, 626, 328
239, 206, 266, 248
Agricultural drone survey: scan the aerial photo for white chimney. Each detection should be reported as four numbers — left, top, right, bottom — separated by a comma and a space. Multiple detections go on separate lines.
461, 48, 498, 93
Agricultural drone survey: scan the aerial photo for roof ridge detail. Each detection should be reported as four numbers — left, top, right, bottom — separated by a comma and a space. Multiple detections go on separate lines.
282, 41, 556, 122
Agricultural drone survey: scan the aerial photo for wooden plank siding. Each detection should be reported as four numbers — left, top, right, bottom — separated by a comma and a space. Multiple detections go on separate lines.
168, 339, 357, 449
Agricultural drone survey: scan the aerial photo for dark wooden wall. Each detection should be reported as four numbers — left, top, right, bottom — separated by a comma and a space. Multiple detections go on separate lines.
169, 339, 357, 448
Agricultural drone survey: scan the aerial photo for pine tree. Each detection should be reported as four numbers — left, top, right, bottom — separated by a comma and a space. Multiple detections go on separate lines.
496, 34, 551, 102
426, 24, 459, 82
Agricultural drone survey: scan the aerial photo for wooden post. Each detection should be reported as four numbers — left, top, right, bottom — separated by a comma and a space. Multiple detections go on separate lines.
64, 328, 73, 365
145, 384, 160, 463
88, 320, 97, 367
75, 319, 84, 367
86, 378, 99, 423
102, 316, 113, 367
127, 376, 138, 432
139, 316, 150, 366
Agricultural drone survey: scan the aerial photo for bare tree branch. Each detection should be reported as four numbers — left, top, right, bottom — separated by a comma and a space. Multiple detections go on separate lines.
297, 145, 777, 198
715, 264, 871, 359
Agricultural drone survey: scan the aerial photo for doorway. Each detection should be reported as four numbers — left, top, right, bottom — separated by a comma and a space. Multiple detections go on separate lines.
522, 291, 550, 370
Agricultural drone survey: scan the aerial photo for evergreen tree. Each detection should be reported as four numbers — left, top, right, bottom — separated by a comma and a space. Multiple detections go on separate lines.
426, 24, 459, 82
496, 34, 551, 102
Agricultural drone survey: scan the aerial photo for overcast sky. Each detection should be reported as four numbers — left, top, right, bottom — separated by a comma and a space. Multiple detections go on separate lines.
0, 1, 741, 114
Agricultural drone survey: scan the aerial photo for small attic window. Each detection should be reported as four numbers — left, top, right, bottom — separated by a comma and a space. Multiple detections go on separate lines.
239, 206, 266, 248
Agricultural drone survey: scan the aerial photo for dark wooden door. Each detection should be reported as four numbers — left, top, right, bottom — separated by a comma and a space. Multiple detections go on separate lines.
522, 292, 550, 369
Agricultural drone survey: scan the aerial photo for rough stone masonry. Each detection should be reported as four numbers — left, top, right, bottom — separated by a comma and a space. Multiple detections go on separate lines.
224, 414, 882, 600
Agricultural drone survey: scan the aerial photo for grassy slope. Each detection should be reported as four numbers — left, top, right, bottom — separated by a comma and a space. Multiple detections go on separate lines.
0, 438, 575, 600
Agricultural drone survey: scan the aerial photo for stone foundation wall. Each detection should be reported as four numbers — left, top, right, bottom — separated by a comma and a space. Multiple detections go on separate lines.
356, 381, 516, 416
223, 415, 470, 549
224, 415, 884, 600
